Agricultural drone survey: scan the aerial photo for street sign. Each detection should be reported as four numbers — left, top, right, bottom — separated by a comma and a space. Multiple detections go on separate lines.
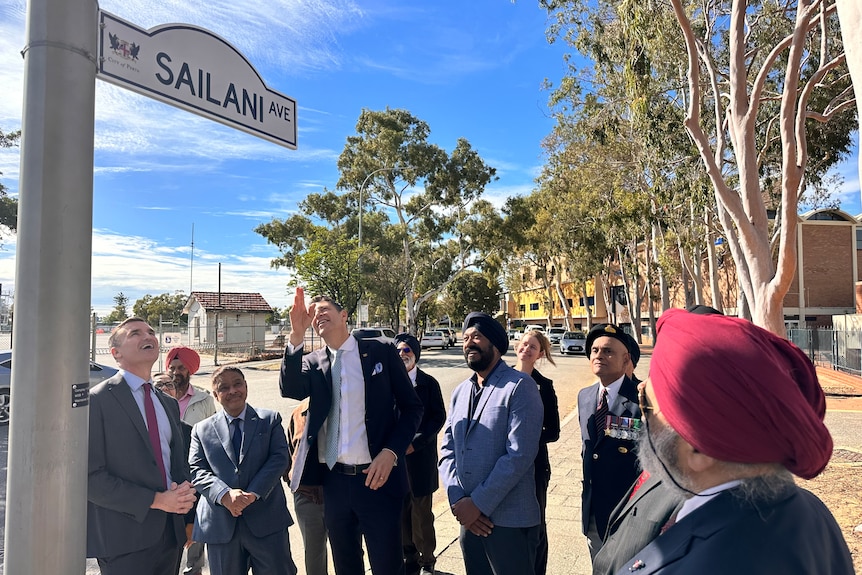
97, 10, 297, 149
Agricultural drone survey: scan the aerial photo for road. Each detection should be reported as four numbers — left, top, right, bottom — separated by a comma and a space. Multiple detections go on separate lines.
1, 343, 858, 573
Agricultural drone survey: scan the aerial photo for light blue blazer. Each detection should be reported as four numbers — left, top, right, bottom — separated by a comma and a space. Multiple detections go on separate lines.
189, 405, 292, 545
439, 360, 544, 528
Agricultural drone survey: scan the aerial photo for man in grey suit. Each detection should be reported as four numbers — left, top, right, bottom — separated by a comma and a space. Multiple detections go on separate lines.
189, 365, 297, 575
591, 472, 681, 575
439, 312, 544, 575
88, 317, 197, 575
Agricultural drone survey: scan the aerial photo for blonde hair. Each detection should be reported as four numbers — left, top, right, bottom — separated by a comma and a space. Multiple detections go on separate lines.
521, 330, 557, 366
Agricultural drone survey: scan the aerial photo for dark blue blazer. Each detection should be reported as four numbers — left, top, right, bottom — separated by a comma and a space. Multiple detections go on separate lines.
614, 484, 854, 574
189, 405, 291, 545
577, 376, 642, 538
279, 336, 423, 498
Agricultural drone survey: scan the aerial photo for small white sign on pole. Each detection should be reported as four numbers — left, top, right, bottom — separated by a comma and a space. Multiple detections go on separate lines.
97, 10, 297, 149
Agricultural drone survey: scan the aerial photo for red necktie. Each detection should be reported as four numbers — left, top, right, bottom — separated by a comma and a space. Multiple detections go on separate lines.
143, 383, 168, 488
593, 387, 609, 438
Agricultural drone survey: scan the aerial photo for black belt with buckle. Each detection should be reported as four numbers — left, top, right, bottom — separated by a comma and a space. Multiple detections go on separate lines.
332, 462, 371, 476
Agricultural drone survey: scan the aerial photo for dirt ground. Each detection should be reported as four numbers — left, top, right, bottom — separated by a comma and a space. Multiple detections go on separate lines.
802, 461, 862, 571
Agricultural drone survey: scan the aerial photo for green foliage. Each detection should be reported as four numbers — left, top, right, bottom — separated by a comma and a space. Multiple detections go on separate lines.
257, 107, 499, 333
293, 235, 364, 319
444, 271, 500, 324
102, 292, 130, 324
132, 292, 188, 326
0, 129, 20, 232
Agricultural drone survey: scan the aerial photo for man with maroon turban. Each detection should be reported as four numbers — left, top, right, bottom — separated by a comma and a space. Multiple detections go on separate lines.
165, 346, 216, 575
618, 309, 853, 574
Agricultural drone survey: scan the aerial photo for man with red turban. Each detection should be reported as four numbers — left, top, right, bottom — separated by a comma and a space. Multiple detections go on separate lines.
618, 309, 853, 574
165, 346, 216, 575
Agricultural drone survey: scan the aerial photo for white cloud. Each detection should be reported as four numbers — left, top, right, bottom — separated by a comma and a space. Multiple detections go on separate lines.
0, 228, 293, 316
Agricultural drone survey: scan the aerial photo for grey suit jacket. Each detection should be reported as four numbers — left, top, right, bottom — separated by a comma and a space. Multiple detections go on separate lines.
190, 405, 291, 545
592, 474, 682, 575
87, 373, 189, 558
438, 360, 544, 528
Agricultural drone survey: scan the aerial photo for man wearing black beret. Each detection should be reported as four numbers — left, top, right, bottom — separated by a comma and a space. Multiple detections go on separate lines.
578, 323, 642, 560
394, 333, 446, 575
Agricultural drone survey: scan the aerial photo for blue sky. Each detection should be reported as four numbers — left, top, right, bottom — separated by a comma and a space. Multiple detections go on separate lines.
0, 0, 859, 316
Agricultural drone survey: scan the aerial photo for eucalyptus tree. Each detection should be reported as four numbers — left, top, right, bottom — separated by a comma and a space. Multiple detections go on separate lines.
336, 108, 498, 334
543, 0, 857, 334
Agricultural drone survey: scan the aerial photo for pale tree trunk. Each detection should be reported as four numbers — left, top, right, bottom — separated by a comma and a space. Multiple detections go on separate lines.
582, 282, 594, 329
668, 0, 846, 336
653, 222, 671, 310
705, 208, 724, 312
836, 0, 862, 191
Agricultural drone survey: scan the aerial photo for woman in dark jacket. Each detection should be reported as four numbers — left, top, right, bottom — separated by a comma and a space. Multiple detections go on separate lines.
515, 329, 560, 575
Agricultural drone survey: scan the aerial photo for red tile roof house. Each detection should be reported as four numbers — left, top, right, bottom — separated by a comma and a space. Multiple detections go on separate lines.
182, 292, 273, 351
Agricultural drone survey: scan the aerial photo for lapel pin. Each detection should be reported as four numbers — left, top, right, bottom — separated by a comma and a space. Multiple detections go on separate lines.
629, 559, 645, 571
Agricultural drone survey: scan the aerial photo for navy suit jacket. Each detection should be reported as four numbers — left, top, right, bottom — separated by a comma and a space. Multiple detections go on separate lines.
439, 360, 544, 528
279, 336, 423, 498
578, 376, 642, 538
87, 373, 189, 558
613, 485, 854, 574
189, 405, 291, 544
405, 368, 446, 498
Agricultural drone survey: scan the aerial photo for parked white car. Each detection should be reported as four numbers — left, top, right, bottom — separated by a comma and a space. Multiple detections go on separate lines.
548, 327, 567, 345
351, 328, 396, 344
421, 330, 448, 349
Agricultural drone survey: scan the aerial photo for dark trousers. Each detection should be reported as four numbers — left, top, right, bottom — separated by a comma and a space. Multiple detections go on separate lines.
401, 492, 436, 570
206, 518, 297, 575
460, 524, 539, 575
324, 471, 405, 575
534, 466, 550, 575
96, 515, 183, 575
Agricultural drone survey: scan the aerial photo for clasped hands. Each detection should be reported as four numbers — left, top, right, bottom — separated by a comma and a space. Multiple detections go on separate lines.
151, 481, 197, 515
452, 497, 494, 537
221, 488, 257, 517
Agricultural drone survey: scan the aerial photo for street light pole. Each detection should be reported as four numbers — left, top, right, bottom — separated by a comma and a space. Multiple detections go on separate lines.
356, 166, 400, 327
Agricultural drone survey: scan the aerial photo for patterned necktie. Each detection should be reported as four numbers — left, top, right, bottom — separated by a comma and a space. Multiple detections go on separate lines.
143, 383, 167, 487
324, 349, 343, 469
232, 418, 243, 461
594, 386, 609, 439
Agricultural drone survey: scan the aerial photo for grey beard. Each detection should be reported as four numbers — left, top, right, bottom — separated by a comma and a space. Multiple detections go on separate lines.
635, 420, 695, 499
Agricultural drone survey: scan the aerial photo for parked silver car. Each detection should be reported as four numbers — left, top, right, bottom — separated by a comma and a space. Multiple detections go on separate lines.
0, 350, 119, 425
559, 331, 587, 355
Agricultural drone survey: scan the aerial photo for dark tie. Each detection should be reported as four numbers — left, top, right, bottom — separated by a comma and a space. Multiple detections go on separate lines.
142, 383, 167, 487
232, 418, 243, 460
593, 387, 609, 439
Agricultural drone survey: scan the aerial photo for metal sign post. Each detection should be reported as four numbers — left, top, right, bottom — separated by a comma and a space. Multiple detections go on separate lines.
6, 3, 296, 573
5, 0, 97, 572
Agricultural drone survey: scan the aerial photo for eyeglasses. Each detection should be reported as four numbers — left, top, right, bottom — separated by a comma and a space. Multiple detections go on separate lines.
638, 386, 658, 420
397, 346, 414, 355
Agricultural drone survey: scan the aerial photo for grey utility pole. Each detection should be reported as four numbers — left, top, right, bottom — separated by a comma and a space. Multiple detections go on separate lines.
5, 0, 97, 572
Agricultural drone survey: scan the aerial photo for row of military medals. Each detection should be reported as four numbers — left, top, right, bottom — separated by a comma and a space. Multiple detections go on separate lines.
602, 415, 642, 440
